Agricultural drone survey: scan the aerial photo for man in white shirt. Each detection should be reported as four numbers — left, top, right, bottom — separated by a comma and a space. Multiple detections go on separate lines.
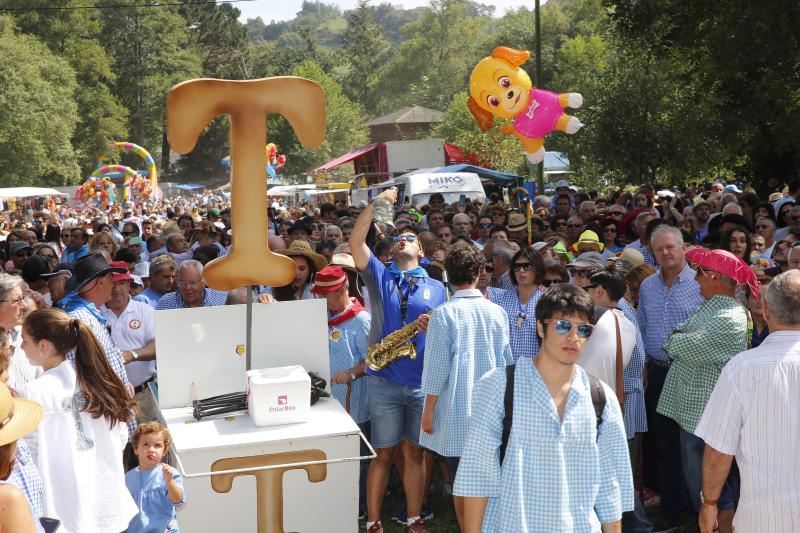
101, 262, 158, 423
695, 269, 800, 533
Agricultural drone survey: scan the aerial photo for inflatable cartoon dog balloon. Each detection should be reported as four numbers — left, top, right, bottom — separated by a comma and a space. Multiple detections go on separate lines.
468, 46, 583, 164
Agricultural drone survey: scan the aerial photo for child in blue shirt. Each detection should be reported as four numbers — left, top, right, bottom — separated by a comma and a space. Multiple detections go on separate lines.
125, 422, 186, 533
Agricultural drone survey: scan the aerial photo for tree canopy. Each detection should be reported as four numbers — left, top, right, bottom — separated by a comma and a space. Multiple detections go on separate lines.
2, 0, 799, 188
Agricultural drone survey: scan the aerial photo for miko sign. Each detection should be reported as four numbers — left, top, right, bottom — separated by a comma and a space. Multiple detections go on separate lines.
426, 174, 465, 187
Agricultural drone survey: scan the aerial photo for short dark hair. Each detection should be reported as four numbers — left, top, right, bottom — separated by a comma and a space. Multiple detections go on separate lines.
444, 242, 484, 285
315, 240, 336, 254
320, 203, 336, 216
374, 238, 394, 259
509, 248, 545, 286
71, 228, 89, 242
535, 283, 594, 327
114, 247, 137, 263
588, 266, 628, 301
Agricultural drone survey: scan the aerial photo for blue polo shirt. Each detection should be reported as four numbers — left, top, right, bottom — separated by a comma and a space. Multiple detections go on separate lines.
362, 252, 446, 387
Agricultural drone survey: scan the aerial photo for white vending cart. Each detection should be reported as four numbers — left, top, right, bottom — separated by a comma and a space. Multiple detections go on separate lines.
155, 300, 373, 533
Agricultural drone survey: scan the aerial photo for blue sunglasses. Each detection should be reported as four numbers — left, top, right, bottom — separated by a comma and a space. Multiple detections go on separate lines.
393, 235, 418, 243
544, 319, 594, 338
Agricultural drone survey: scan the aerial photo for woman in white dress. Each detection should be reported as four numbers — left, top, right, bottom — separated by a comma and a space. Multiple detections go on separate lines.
19, 308, 138, 533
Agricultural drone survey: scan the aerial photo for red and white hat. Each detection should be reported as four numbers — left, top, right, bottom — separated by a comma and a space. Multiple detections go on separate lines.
311, 266, 347, 295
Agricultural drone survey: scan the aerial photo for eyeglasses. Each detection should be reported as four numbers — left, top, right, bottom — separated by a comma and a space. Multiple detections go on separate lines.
569, 268, 596, 278
0, 296, 25, 306
542, 279, 561, 287
177, 279, 204, 288
15, 250, 31, 258
567, 223, 583, 229
393, 235, 418, 243
310, 224, 325, 230
608, 211, 625, 216
478, 223, 493, 229
604, 227, 617, 233
511, 262, 535, 272
544, 319, 594, 338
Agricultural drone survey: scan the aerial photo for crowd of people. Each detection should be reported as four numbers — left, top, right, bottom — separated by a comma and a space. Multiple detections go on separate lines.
0, 176, 799, 532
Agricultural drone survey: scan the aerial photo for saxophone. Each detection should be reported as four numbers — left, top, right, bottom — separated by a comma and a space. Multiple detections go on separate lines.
365, 321, 419, 371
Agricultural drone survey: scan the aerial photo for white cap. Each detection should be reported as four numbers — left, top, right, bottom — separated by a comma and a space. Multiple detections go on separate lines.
133, 262, 149, 278
555, 179, 570, 189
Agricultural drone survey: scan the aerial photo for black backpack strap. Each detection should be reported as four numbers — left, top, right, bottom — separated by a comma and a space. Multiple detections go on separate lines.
587, 373, 607, 439
499, 364, 516, 465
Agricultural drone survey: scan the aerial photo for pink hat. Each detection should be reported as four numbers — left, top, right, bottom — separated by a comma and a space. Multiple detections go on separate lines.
685, 247, 759, 299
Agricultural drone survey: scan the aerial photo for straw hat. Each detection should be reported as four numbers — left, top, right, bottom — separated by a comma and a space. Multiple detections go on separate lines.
330, 253, 356, 270
572, 230, 604, 253
506, 212, 528, 232
0, 381, 43, 446
275, 240, 327, 271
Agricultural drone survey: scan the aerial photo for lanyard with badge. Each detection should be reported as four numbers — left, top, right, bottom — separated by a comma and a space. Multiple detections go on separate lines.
516, 293, 532, 328
396, 275, 418, 326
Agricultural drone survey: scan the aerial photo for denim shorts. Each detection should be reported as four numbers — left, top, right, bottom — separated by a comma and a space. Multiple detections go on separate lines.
367, 375, 424, 448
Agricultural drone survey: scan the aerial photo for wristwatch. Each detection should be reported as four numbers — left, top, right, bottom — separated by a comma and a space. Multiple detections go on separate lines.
700, 490, 718, 507
131, 350, 139, 361
350, 371, 358, 381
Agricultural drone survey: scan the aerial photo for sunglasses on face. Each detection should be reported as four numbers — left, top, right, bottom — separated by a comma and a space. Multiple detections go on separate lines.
15, 251, 31, 258
604, 227, 617, 233
567, 223, 583, 229
393, 235, 418, 243
478, 223, 493, 229
542, 279, 561, 287
569, 268, 595, 278
544, 318, 594, 338
511, 262, 535, 272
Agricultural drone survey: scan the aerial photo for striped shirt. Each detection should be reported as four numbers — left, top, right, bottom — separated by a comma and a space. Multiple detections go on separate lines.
617, 299, 647, 439
7, 326, 41, 391
489, 288, 542, 360
637, 263, 703, 362
695, 331, 800, 533
420, 289, 512, 457
454, 358, 634, 531
327, 307, 371, 424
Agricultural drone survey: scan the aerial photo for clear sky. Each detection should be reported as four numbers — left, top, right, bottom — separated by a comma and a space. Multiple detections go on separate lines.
234, 0, 540, 23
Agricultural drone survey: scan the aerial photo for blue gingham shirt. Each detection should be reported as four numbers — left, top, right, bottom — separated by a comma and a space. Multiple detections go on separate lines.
624, 240, 657, 267
328, 305, 371, 424
492, 270, 515, 291
618, 298, 647, 439
5, 439, 43, 523
67, 307, 136, 436
155, 288, 228, 310
637, 263, 703, 362
419, 289, 512, 457
454, 358, 634, 532
489, 288, 542, 360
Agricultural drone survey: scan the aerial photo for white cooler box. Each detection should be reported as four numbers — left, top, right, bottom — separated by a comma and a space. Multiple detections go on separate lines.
246, 365, 311, 427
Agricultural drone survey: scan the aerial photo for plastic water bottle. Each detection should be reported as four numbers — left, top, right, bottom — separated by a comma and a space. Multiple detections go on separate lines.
372, 187, 396, 228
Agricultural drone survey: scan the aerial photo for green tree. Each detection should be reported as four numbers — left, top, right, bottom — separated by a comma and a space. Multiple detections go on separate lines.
373, 0, 490, 113
341, 0, 390, 112
102, 4, 202, 176
0, 17, 80, 186
12, 0, 128, 176
266, 61, 369, 180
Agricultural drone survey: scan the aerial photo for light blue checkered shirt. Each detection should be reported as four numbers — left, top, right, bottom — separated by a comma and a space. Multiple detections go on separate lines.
618, 298, 647, 439
327, 305, 370, 424
67, 307, 136, 436
5, 439, 43, 522
637, 263, 703, 362
489, 288, 542, 360
624, 240, 657, 267
155, 289, 228, 310
454, 357, 634, 531
419, 289, 512, 457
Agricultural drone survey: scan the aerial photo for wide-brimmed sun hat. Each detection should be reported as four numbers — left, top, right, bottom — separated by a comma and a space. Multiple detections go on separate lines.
0, 381, 43, 446
275, 240, 327, 271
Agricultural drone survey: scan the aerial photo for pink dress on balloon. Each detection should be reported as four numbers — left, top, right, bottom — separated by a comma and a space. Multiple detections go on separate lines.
512, 88, 563, 139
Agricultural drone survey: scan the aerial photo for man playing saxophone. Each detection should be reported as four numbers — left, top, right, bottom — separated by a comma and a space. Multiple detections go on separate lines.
350, 189, 447, 533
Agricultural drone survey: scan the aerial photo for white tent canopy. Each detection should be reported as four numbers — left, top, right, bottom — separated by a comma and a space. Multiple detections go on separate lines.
0, 187, 68, 198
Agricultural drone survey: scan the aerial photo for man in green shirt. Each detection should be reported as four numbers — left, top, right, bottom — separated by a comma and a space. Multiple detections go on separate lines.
657, 248, 755, 533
